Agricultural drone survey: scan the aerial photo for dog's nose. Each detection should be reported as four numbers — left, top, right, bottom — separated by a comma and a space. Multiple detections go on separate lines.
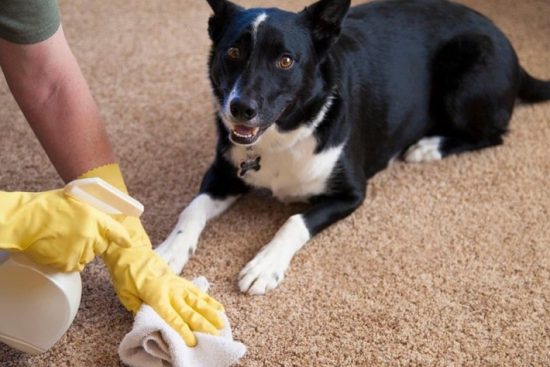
229, 98, 258, 121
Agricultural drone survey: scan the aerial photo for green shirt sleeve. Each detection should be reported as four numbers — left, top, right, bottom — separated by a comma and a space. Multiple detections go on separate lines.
0, 0, 60, 44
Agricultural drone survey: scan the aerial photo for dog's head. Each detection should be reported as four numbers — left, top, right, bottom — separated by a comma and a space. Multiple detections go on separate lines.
206, 0, 351, 147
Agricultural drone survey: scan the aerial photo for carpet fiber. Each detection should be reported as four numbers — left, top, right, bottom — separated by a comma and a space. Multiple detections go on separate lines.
1, 0, 549, 366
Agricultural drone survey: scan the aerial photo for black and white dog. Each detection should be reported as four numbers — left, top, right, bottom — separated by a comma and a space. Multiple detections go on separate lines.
157, 0, 550, 294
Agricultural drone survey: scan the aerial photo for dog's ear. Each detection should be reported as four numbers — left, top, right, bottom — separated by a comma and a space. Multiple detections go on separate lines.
206, 0, 242, 43
301, 0, 351, 55
206, 0, 231, 14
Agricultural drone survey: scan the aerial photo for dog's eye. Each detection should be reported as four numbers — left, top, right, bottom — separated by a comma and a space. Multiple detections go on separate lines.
227, 47, 241, 60
277, 55, 294, 69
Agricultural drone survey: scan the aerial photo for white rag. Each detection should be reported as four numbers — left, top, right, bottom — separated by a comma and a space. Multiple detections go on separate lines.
118, 276, 246, 367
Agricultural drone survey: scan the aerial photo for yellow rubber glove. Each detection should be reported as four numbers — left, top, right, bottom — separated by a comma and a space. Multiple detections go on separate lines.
102, 243, 225, 346
80, 163, 225, 346
0, 190, 133, 272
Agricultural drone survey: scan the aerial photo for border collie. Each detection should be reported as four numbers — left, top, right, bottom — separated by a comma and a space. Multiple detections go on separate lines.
156, 0, 550, 294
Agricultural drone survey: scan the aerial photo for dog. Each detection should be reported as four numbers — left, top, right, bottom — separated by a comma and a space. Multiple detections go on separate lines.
156, 0, 550, 295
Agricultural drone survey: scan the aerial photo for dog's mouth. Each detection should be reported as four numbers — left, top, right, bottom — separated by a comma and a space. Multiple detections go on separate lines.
230, 124, 267, 145
226, 103, 291, 146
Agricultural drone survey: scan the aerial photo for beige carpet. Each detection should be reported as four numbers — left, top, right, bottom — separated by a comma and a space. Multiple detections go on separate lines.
1, 0, 549, 366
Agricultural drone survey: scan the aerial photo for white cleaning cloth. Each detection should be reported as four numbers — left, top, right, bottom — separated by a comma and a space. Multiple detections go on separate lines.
118, 276, 246, 367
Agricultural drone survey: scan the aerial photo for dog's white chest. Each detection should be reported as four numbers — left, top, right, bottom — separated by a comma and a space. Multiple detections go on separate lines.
228, 132, 343, 202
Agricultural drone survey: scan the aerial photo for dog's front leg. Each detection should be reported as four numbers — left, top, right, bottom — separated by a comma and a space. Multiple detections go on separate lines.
155, 193, 238, 273
239, 192, 365, 295
156, 158, 249, 273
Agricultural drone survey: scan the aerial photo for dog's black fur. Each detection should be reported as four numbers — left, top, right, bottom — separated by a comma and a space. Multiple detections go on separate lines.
202, 0, 550, 238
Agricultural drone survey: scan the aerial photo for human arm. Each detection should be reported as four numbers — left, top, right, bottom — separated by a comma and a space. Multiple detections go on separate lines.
0, 26, 115, 183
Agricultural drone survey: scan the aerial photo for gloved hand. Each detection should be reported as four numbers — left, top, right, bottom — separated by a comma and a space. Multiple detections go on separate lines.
102, 243, 225, 346
0, 189, 133, 272
80, 163, 225, 346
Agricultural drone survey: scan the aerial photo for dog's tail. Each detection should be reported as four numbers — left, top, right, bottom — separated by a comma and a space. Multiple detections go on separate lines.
518, 68, 550, 103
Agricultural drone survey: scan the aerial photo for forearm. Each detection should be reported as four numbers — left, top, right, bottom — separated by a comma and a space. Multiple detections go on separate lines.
0, 26, 115, 183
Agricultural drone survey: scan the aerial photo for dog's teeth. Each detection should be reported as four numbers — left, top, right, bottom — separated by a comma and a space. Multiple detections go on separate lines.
233, 131, 253, 138
232, 127, 259, 139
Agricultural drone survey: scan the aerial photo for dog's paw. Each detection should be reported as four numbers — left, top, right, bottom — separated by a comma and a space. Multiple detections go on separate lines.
238, 244, 289, 295
404, 136, 443, 163
155, 231, 197, 274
